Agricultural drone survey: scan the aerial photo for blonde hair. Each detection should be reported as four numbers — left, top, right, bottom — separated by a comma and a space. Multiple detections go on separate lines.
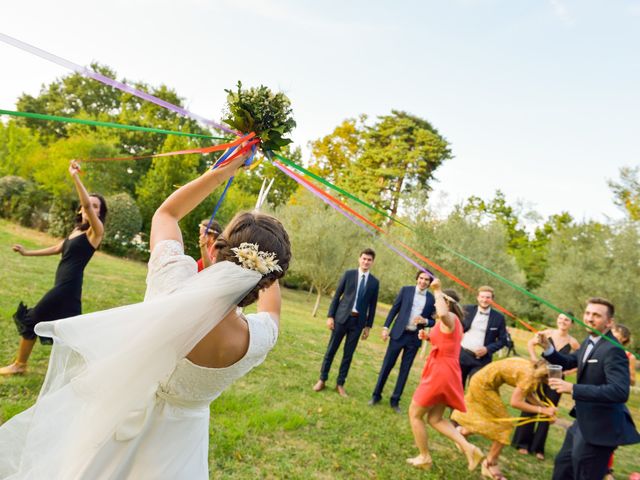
478, 285, 495, 298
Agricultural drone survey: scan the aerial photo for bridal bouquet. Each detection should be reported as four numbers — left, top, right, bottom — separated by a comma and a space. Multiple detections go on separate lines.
223, 81, 296, 152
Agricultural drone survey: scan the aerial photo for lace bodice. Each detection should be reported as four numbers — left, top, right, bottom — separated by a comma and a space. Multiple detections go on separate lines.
145, 240, 278, 408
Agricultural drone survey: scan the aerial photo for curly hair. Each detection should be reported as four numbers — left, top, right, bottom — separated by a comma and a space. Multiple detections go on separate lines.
213, 211, 291, 307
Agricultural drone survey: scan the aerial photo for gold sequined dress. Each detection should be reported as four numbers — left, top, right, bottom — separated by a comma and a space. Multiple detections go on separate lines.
451, 357, 538, 444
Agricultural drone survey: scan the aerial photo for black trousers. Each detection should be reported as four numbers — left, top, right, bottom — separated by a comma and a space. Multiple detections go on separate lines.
552, 422, 615, 480
511, 383, 561, 454
371, 330, 421, 406
459, 348, 490, 389
319, 316, 362, 386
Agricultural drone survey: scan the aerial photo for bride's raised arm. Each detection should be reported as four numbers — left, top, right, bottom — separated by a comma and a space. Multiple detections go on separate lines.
150, 145, 251, 251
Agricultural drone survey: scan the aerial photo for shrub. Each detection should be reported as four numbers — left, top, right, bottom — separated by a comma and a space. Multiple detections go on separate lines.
0, 176, 51, 229
102, 192, 145, 257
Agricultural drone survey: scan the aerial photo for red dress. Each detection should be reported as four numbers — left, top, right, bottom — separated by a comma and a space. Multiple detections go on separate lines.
412, 316, 466, 412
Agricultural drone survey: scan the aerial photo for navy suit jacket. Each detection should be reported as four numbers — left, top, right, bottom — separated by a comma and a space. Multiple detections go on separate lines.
544, 330, 640, 447
384, 286, 436, 340
327, 269, 379, 330
462, 305, 507, 358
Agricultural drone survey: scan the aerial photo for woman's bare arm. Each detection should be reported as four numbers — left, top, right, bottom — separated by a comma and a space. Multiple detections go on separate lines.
150, 147, 250, 251
69, 161, 104, 246
430, 278, 455, 333
13, 242, 63, 257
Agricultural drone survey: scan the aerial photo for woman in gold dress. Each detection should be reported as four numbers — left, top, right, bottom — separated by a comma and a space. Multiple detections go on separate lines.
451, 357, 557, 480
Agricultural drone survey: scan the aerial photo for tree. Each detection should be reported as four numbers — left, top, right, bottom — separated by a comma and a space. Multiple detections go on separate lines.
537, 221, 640, 343
0, 120, 41, 177
278, 190, 367, 316
16, 63, 122, 143
308, 117, 365, 185
413, 212, 529, 321
346, 111, 452, 220
609, 166, 640, 221
461, 192, 573, 290
232, 145, 302, 208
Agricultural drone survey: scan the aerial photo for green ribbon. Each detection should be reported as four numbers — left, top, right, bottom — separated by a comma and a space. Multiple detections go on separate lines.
0, 109, 232, 141
1, 109, 631, 358
272, 152, 413, 229
274, 151, 636, 358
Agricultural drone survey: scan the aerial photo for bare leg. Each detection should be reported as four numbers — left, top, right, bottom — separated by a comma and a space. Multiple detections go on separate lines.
427, 403, 484, 470
407, 401, 433, 466
481, 441, 507, 479
17, 337, 36, 363
487, 441, 504, 465
0, 337, 35, 375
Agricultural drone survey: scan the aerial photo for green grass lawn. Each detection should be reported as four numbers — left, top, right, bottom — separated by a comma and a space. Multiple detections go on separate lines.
1, 219, 638, 479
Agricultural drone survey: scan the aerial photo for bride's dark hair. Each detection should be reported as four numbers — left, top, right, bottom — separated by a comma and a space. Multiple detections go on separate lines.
214, 211, 291, 307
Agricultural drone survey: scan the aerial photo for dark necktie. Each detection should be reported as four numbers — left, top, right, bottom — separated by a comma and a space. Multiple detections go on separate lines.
356, 274, 366, 312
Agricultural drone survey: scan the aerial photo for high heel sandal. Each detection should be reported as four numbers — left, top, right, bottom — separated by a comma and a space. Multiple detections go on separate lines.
406, 455, 433, 470
467, 446, 484, 471
481, 459, 507, 480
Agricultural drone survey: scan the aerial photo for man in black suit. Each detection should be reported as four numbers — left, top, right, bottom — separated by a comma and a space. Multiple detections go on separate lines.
538, 297, 640, 480
313, 248, 379, 397
459, 285, 507, 388
369, 271, 436, 412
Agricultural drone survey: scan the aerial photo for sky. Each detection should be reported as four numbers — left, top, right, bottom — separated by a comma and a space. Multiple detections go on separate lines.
1, 0, 639, 224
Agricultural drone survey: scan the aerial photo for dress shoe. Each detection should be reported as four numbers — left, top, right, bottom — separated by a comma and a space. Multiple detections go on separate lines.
336, 385, 348, 397
368, 398, 380, 406
312, 380, 326, 392
390, 404, 402, 414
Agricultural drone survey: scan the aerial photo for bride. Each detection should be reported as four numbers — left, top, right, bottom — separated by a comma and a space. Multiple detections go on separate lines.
0, 145, 291, 479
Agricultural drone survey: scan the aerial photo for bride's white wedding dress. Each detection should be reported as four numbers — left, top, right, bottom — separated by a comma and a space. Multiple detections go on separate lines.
0, 240, 278, 479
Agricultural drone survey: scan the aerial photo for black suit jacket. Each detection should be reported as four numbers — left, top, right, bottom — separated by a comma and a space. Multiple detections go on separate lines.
544, 330, 640, 448
327, 270, 379, 330
384, 286, 436, 340
462, 305, 507, 358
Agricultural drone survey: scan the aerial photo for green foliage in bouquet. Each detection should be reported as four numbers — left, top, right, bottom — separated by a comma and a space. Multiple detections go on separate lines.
223, 81, 296, 152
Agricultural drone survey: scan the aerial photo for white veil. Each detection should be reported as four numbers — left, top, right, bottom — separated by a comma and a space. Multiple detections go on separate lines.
0, 260, 260, 479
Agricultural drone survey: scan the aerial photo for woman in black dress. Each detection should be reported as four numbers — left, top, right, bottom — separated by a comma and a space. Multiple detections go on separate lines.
511, 312, 580, 460
0, 160, 107, 375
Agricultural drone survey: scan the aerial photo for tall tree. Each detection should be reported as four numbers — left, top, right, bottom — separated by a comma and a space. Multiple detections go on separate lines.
347, 111, 452, 220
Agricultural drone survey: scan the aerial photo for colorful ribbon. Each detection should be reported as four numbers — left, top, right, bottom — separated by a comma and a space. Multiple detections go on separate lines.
0, 109, 231, 141
0, 33, 237, 135
80, 132, 255, 163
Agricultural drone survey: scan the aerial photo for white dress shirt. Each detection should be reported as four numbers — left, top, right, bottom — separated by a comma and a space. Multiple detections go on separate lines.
461, 308, 491, 351
406, 288, 428, 331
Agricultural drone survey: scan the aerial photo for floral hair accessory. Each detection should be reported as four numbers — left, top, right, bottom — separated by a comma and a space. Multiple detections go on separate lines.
231, 242, 282, 275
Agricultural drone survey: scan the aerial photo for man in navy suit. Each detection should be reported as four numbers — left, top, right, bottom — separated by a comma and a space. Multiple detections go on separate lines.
368, 271, 436, 413
313, 248, 380, 397
459, 285, 508, 388
538, 297, 640, 480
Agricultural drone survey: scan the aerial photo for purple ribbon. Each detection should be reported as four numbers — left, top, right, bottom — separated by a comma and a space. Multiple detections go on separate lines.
273, 163, 435, 279
0, 33, 236, 135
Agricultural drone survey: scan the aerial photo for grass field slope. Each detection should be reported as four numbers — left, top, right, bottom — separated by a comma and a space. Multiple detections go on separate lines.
1, 220, 638, 479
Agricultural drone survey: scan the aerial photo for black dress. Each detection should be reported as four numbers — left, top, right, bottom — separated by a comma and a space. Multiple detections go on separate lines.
15, 233, 96, 343
510, 338, 572, 455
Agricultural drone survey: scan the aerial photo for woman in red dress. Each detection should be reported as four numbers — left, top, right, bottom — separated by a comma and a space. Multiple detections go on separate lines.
407, 278, 484, 471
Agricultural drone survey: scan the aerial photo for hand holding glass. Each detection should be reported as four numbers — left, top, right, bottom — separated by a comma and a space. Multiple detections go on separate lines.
548, 364, 563, 379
